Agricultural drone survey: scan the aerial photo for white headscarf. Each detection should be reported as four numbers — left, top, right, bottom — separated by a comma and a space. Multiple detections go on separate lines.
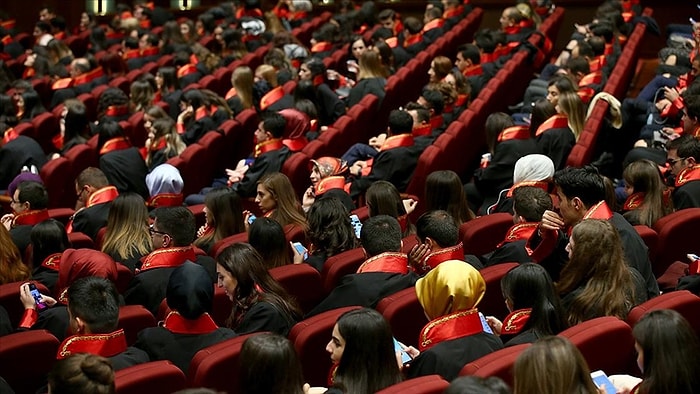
146, 164, 184, 196
513, 154, 555, 184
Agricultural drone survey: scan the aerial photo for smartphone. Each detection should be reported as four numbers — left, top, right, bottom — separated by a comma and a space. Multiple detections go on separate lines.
688, 253, 699, 261
393, 337, 412, 365
349, 214, 362, 239
292, 242, 308, 260
28, 283, 47, 310
591, 370, 615, 394
247, 214, 256, 225
479, 312, 493, 334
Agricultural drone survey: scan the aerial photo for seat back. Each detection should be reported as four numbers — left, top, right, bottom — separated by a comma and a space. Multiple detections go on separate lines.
321, 248, 366, 295
626, 290, 700, 338
289, 306, 361, 387
211, 232, 248, 259
375, 375, 449, 394
652, 208, 700, 277
376, 287, 427, 346
115, 360, 187, 394
459, 213, 514, 256
633, 225, 658, 263
0, 281, 51, 327
459, 343, 530, 387
187, 333, 259, 394
0, 330, 60, 394
40, 156, 75, 208
118, 305, 157, 346
269, 264, 324, 315
558, 316, 638, 375
211, 286, 234, 327
479, 263, 519, 318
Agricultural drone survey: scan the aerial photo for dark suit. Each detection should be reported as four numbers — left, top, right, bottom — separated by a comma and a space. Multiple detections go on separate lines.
349, 145, 420, 199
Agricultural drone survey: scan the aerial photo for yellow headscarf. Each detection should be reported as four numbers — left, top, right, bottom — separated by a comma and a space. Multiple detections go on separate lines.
415, 260, 486, 320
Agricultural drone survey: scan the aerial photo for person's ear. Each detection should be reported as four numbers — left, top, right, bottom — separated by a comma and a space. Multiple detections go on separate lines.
265, 131, 273, 140
74, 316, 86, 334
687, 156, 697, 166
572, 197, 584, 211
162, 234, 172, 248
361, 247, 368, 259
424, 237, 436, 248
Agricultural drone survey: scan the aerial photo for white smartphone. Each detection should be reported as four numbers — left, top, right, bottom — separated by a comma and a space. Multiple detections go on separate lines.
591, 370, 615, 394
688, 253, 699, 262
292, 242, 308, 260
349, 214, 362, 239
393, 337, 412, 365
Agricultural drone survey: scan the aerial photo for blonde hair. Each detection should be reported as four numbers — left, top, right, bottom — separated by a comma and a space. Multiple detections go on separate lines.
256, 64, 278, 87
358, 49, 387, 80
101, 193, 151, 260
557, 91, 585, 141
232, 66, 254, 109
146, 117, 185, 168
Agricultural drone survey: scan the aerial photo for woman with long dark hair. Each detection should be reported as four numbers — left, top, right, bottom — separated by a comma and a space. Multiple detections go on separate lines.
424, 170, 475, 227
240, 333, 308, 394
248, 217, 292, 269
366, 181, 414, 236
248, 173, 308, 233
621, 159, 672, 227
30, 219, 69, 293
304, 196, 358, 271
194, 187, 245, 255
298, 57, 345, 126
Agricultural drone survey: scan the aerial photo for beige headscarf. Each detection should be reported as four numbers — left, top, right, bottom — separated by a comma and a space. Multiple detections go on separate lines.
415, 260, 486, 320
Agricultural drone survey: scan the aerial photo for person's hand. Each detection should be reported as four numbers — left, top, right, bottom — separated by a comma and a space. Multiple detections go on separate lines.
655, 98, 670, 112
369, 133, 387, 150
349, 161, 367, 176
291, 242, 305, 264
608, 374, 642, 394
226, 168, 245, 184
485, 316, 503, 336
404, 345, 420, 359
408, 242, 431, 271
178, 107, 193, 122
663, 86, 680, 102
243, 210, 253, 232
302, 186, 315, 210
540, 210, 565, 231
1, 214, 13, 231
20, 283, 37, 310
403, 198, 417, 214
50, 152, 61, 160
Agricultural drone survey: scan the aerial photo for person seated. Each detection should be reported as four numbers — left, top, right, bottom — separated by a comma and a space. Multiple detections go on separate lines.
248, 217, 292, 269
444, 376, 511, 394
125, 32, 160, 70
96, 120, 149, 200
670, 136, 700, 209
30, 219, 69, 294
51, 99, 91, 157
242, 173, 309, 236
124, 206, 216, 315
454, 44, 491, 99
216, 243, 301, 335
499, 6, 535, 45
399, 17, 430, 57
135, 262, 237, 373
489, 153, 555, 215
422, 6, 446, 42
101, 193, 152, 271
193, 187, 245, 255
424, 170, 475, 228
143, 117, 186, 171
48, 353, 115, 394
68, 167, 119, 240
301, 156, 348, 211
297, 57, 345, 126
405, 260, 503, 381
365, 181, 416, 237
408, 210, 466, 274
620, 159, 673, 227
302, 196, 358, 272
0, 135, 46, 191
176, 89, 216, 145
306, 215, 419, 317
1, 180, 49, 254
239, 333, 311, 393
145, 164, 185, 208
0, 225, 30, 285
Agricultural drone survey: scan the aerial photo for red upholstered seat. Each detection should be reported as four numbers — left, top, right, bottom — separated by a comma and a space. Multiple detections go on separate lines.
114, 360, 187, 394
479, 262, 519, 319
269, 263, 324, 315
125, 68, 144, 84
652, 208, 700, 277
281, 152, 312, 199
0, 281, 50, 327
168, 143, 207, 196
76, 93, 97, 122
633, 225, 658, 264
109, 76, 130, 95
127, 111, 147, 148
13, 121, 36, 139
459, 343, 530, 387
40, 156, 75, 208
376, 375, 449, 394
289, 306, 361, 387
115, 261, 132, 294
376, 287, 427, 346
321, 248, 366, 295
118, 305, 157, 346
187, 333, 260, 393
405, 146, 443, 217
0, 330, 60, 394
68, 232, 96, 249
210, 232, 248, 259
31, 112, 59, 154
626, 290, 700, 338
458, 213, 514, 256
558, 316, 638, 375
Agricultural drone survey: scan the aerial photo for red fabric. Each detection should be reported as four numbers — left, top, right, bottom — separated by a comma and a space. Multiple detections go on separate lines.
415, 243, 464, 275
535, 114, 568, 137
138, 246, 197, 274
57, 329, 128, 359
501, 308, 532, 335
356, 252, 408, 274
497, 223, 538, 248
56, 249, 118, 301
162, 311, 218, 334
11, 209, 49, 228
419, 308, 483, 350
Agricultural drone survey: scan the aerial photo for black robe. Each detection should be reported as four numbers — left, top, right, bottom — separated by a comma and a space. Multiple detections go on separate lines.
234, 301, 298, 337
0, 136, 46, 190
71, 202, 112, 241
349, 145, 420, 199
536, 127, 576, 170
346, 78, 386, 108
100, 147, 149, 200
231, 146, 291, 198
672, 180, 700, 210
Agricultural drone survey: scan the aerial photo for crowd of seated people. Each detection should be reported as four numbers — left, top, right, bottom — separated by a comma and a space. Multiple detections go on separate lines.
1, 0, 700, 393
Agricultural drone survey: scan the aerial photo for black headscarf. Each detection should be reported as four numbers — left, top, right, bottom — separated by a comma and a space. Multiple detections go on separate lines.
166, 261, 214, 320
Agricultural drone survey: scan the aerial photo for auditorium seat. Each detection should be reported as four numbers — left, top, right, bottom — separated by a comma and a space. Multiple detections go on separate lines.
76, 92, 98, 121
633, 225, 658, 263
626, 290, 700, 338
187, 333, 260, 393
0, 281, 50, 327
12, 122, 36, 140
109, 76, 130, 95
558, 316, 638, 375
168, 143, 207, 196
0, 330, 59, 394
118, 305, 157, 346
115, 261, 133, 294
40, 156, 75, 208
211, 286, 234, 327
321, 248, 366, 295
376, 287, 427, 346
269, 263, 324, 315
127, 111, 148, 148
210, 232, 248, 259
459, 343, 530, 387
652, 208, 700, 278
458, 213, 514, 256
289, 306, 360, 387
31, 112, 59, 154
115, 360, 187, 394
376, 375, 449, 394
479, 262, 519, 319
281, 152, 311, 199
68, 232, 96, 249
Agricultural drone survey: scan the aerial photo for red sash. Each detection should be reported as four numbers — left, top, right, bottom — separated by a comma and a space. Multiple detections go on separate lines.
163, 311, 218, 334
259, 86, 284, 110
623, 192, 645, 211
604, 43, 614, 55
501, 308, 532, 335
225, 87, 237, 101
52, 77, 74, 90
419, 308, 484, 351
141, 46, 159, 57
498, 125, 530, 142
147, 193, 184, 208
497, 222, 539, 248
675, 165, 700, 187
417, 243, 464, 274
423, 19, 444, 32
380, 134, 413, 151
104, 105, 129, 117
455, 94, 468, 107
314, 176, 346, 196
123, 49, 141, 60
404, 32, 423, 47
503, 25, 522, 35
138, 246, 197, 273
443, 6, 464, 19
582, 200, 614, 221
689, 258, 700, 275
578, 87, 595, 104
412, 123, 432, 137
580, 71, 602, 86
393, 20, 404, 36
193, 106, 208, 121
41, 253, 62, 271
311, 42, 332, 53
506, 180, 550, 198
87, 186, 119, 208
589, 56, 606, 73
0, 19, 16, 30
462, 64, 483, 77
356, 252, 408, 274
480, 52, 496, 64
12, 209, 50, 228
177, 64, 198, 78
57, 329, 128, 359
2, 127, 18, 144
100, 137, 131, 154
535, 114, 569, 137
385, 37, 398, 49
22, 67, 35, 79
254, 138, 284, 158
430, 116, 443, 130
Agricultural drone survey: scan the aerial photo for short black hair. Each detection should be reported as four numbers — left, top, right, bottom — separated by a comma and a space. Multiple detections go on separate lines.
457, 44, 481, 64
153, 206, 196, 246
553, 166, 606, 208
261, 111, 286, 138
416, 210, 459, 248
677, 136, 700, 162
360, 215, 402, 257
67, 277, 119, 333
387, 110, 414, 135
575, 39, 594, 59
565, 56, 590, 76
420, 89, 444, 115
17, 181, 49, 210
513, 186, 553, 222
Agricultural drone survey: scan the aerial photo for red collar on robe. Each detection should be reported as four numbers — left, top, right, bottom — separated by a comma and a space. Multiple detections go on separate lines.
254, 138, 284, 158
356, 252, 408, 274
311, 41, 333, 53
22, 67, 35, 79
577, 87, 595, 104
41, 253, 62, 271
100, 136, 131, 154
506, 180, 550, 198
689, 258, 700, 276
385, 37, 398, 49
404, 32, 423, 47
501, 308, 532, 335
2, 127, 18, 144
87, 186, 119, 208
57, 329, 128, 359
675, 165, 700, 187
423, 18, 444, 32
177, 64, 198, 78
148, 138, 167, 154
498, 125, 530, 142
583, 200, 613, 220
138, 246, 197, 273
503, 25, 523, 35
147, 193, 184, 208
417, 243, 464, 274
380, 134, 414, 151
123, 48, 141, 60
535, 114, 569, 137
443, 6, 464, 19
260, 86, 284, 110
589, 56, 607, 73
623, 192, 644, 211
462, 64, 483, 77
412, 123, 432, 137
236, 8, 263, 19
225, 87, 237, 100
580, 71, 602, 86
52, 77, 74, 90
430, 116, 443, 130
52, 132, 64, 151
314, 176, 346, 196
497, 222, 539, 248
0, 19, 15, 30
604, 43, 614, 55
162, 311, 218, 334
11, 209, 49, 228
104, 105, 129, 117
455, 94, 468, 107
419, 308, 483, 351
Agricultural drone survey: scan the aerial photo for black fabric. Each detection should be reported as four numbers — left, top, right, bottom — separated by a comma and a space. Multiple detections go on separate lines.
181, 117, 217, 145
231, 146, 291, 198
9, 225, 32, 256
0, 136, 47, 190
31, 305, 71, 341
478, 239, 534, 267
110, 347, 150, 371
349, 145, 420, 199
32, 267, 59, 295
536, 127, 576, 170
235, 301, 297, 336
100, 147, 149, 200
71, 201, 112, 241
166, 262, 213, 319
672, 180, 700, 210
316, 84, 345, 126
677, 274, 700, 295
346, 78, 386, 108
0, 306, 13, 337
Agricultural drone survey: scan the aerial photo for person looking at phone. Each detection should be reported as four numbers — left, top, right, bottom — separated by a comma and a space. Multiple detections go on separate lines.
302, 197, 358, 271
243, 173, 308, 235
408, 210, 466, 274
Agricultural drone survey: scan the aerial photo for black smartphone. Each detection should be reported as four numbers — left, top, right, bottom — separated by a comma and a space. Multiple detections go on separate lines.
28, 283, 47, 310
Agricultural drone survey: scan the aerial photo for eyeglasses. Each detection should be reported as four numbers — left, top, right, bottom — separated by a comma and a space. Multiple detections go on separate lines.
149, 224, 168, 237
9, 198, 19, 205
667, 157, 685, 166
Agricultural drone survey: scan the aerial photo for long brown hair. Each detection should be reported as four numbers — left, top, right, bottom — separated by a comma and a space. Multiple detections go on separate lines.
424, 170, 475, 226
101, 193, 151, 261
557, 219, 636, 325
622, 160, 671, 227
194, 188, 245, 250
0, 226, 30, 284
258, 173, 308, 233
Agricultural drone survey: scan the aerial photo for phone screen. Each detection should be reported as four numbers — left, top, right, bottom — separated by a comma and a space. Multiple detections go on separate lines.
349, 214, 362, 239
393, 338, 412, 365
479, 312, 493, 334
590, 370, 615, 394
247, 214, 257, 225
293, 242, 308, 260
29, 284, 47, 310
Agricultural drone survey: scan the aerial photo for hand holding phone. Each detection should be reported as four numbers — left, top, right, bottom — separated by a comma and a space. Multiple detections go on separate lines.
393, 338, 413, 365
292, 242, 308, 261
590, 370, 616, 394
27, 283, 47, 310
349, 214, 362, 239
